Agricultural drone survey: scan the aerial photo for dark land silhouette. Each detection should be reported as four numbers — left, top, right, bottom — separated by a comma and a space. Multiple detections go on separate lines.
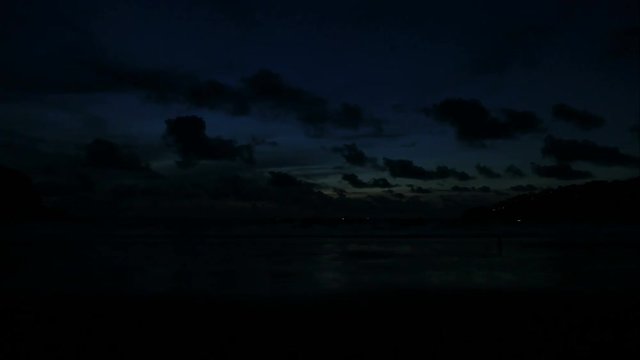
462, 177, 640, 225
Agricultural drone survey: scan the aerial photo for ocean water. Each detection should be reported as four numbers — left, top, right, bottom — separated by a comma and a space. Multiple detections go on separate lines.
4, 223, 640, 358
4, 223, 639, 297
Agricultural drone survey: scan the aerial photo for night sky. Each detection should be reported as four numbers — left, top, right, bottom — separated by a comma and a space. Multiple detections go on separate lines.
1, 0, 639, 218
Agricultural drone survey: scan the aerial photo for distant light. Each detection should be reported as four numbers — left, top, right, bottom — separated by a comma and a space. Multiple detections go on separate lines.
516, 219, 522, 223
341, 217, 345, 221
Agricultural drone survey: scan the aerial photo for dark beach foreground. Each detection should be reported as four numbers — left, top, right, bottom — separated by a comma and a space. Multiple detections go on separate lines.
3, 290, 640, 359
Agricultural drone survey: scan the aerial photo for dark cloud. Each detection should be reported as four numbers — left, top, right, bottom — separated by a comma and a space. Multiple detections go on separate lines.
337, 129, 403, 141
383, 159, 431, 180
241, 69, 329, 125
332, 187, 348, 199
341, 174, 368, 188
267, 171, 316, 190
2, 48, 187, 99
94, 63, 195, 100
428, 99, 544, 145
450, 185, 492, 193
475, 164, 502, 179
341, 173, 394, 189
332, 143, 368, 166
261, 171, 418, 216
531, 163, 593, 180
5, 56, 383, 136
331, 143, 381, 169
363, 177, 395, 189
510, 184, 539, 192
84, 139, 149, 171
123, 67, 383, 136
2, 60, 196, 102
542, 136, 639, 168
163, 116, 255, 168
383, 189, 406, 200
187, 69, 382, 136
552, 104, 605, 130
383, 158, 473, 181
408, 185, 432, 194
504, 164, 526, 177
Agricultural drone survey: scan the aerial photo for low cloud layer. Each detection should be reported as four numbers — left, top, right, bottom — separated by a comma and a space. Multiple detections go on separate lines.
427, 98, 544, 146
408, 185, 432, 194
267, 171, 316, 190
383, 158, 473, 181
542, 136, 638, 168
101, 66, 382, 137
332, 143, 381, 168
552, 103, 605, 130
450, 185, 493, 193
476, 164, 502, 179
504, 164, 526, 177
341, 173, 394, 189
163, 116, 254, 168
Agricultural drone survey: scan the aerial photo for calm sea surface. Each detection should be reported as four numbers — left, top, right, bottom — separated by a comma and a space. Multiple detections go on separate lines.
3, 223, 639, 296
